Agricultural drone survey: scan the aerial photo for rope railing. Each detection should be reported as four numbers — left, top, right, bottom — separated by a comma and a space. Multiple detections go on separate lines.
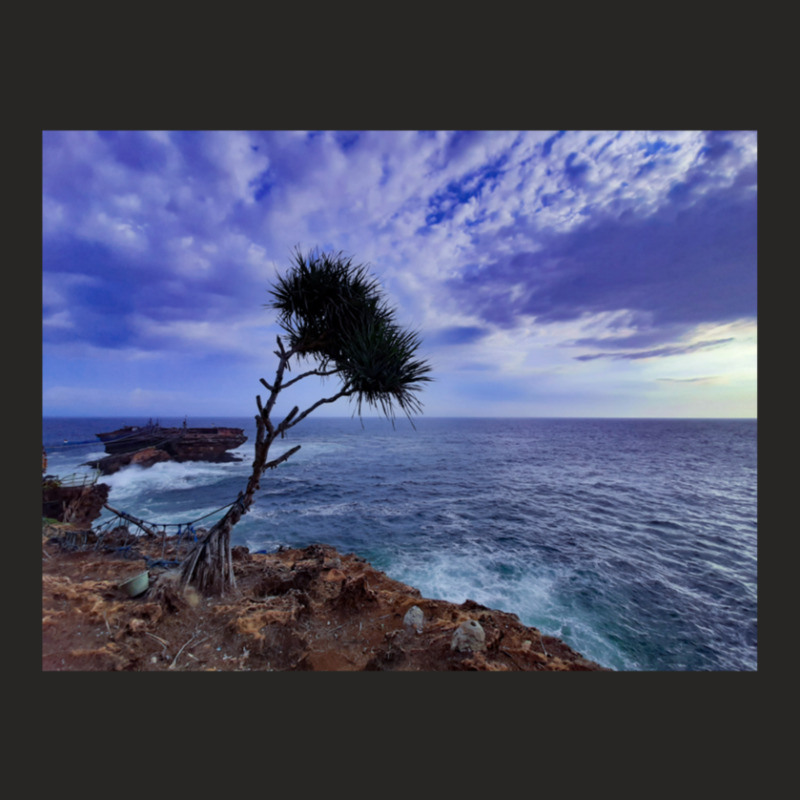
44, 430, 147, 450
44, 471, 101, 488
45, 459, 252, 566
82, 496, 243, 563
100, 497, 241, 536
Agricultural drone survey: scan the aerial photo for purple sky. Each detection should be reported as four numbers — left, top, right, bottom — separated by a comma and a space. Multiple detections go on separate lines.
42, 130, 757, 419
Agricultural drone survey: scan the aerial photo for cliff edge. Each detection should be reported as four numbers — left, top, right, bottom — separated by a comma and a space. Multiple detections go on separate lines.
42, 526, 610, 672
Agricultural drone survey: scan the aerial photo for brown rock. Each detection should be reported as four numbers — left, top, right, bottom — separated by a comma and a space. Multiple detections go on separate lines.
41, 535, 612, 672
87, 423, 247, 475
42, 482, 110, 526
130, 448, 171, 468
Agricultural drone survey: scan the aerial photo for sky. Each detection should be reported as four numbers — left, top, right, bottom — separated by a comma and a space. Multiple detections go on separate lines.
42, 130, 757, 420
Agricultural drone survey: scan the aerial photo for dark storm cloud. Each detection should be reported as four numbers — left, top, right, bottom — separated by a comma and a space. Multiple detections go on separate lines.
447, 174, 756, 351
42, 238, 138, 348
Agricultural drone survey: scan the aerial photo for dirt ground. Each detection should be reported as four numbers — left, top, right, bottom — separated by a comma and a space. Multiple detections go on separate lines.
42, 523, 611, 672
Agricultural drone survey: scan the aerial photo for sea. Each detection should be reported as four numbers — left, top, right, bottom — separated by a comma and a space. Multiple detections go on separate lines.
42, 415, 758, 672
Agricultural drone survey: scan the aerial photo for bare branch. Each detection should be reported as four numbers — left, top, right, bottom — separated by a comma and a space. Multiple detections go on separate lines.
286, 386, 356, 431
281, 367, 342, 390
263, 445, 302, 471
277, 406, 300, 438
169, 631, 208, 670
263, 350, 292, 421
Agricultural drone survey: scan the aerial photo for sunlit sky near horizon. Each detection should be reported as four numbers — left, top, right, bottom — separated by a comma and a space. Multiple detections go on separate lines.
42, 130, 757, 421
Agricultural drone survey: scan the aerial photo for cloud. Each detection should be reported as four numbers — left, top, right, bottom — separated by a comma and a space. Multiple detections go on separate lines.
656, 376, 722, 384
444, 133, 756, 355
574, 338, 735, 361
42, 130, 757, 417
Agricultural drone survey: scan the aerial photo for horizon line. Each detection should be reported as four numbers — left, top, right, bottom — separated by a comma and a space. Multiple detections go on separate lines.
42, 413, 758, 421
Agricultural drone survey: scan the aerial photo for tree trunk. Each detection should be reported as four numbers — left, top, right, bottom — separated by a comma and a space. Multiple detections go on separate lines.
178, 340, 347, 596
178, 413, 300, 595
178, 514, 237, 596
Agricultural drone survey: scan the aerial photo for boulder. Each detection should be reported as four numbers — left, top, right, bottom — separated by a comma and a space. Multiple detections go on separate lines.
403, 605, 424, 633
451, 619, 486, 652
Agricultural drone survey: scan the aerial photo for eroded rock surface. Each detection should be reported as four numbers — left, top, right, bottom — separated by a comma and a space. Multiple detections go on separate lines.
42, 482, 110, 526
42, 531, 611, 672
451, 618, 486, 652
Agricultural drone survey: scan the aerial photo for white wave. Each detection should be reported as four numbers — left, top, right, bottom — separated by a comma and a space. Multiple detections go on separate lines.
295, 501, 360, 518
387, 549, 556, 615
102, 459, 241, 498
380, 546, 634, 667
83, 448, 107, 461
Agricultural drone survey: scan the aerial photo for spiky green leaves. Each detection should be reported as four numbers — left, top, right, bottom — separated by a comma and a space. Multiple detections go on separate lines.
269, 249, 385, 362
267, 248, 431, 421
340, 317, 431, 420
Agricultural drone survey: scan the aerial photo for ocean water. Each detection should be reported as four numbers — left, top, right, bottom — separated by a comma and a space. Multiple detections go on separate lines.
42, 416, 757, 671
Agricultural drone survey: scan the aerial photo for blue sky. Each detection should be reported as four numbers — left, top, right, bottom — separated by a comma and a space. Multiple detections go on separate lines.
42, 130, 757, 420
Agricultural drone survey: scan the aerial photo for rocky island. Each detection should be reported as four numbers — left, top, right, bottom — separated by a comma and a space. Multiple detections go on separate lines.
84, 420, 247, 475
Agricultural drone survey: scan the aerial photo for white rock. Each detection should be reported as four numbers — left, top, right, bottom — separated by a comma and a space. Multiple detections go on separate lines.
403, 605, 424, 633
451, 619, 486, 652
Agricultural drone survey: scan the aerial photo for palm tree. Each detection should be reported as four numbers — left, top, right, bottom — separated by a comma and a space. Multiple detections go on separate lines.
179, 248, 432, 595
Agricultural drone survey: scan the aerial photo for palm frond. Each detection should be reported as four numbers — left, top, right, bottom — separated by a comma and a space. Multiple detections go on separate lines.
339, 317, 433, 422
266, 247, 432, 422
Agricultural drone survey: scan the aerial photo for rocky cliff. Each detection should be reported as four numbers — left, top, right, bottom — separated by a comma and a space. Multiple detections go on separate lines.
42, 528, 610, 672
42, 481, 110, 526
